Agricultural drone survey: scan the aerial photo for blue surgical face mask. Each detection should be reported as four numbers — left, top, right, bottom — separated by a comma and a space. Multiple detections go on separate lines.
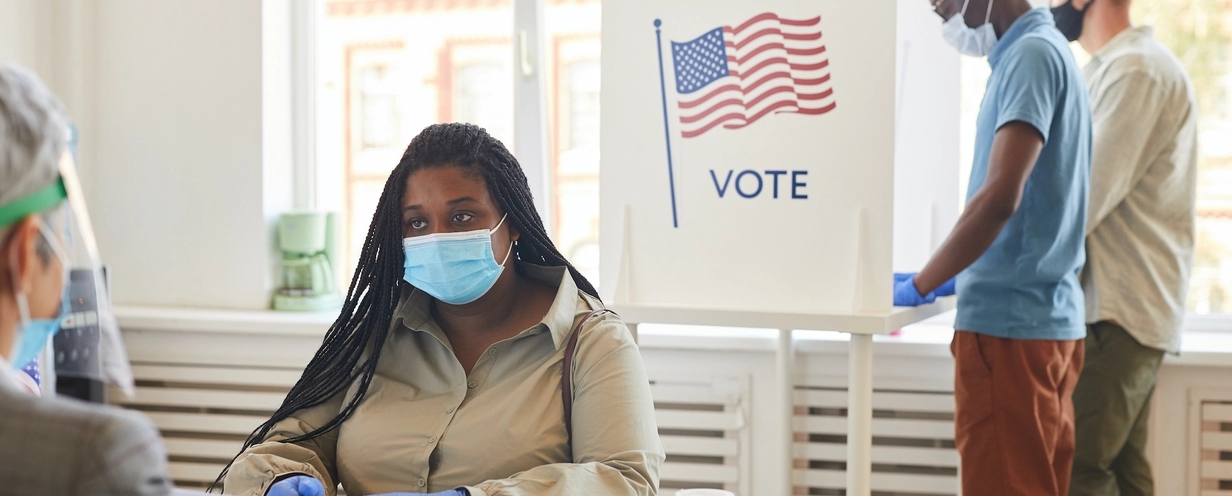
402, 214, 512, 305
9, 222, 71, 369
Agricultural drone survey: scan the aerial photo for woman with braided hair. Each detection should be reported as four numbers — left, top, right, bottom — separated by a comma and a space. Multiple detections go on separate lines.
217, 123, 663, 496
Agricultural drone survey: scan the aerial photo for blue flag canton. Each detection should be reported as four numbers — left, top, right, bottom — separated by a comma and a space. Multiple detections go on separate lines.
21, 358, 39, 386
671, 27, 729, 94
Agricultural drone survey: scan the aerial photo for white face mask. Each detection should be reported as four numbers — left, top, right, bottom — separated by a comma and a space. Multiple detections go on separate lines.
941, 0, 997, 57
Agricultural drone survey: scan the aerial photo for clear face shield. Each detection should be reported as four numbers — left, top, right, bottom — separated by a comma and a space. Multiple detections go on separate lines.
3, 151, 134, 398
54, 151, 135, 398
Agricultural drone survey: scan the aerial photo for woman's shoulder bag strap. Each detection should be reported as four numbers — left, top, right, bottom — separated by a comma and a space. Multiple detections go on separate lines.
562, 307, 615, 454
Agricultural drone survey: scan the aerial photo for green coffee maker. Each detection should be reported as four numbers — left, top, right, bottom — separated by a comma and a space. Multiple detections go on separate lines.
274, 211, 345, 311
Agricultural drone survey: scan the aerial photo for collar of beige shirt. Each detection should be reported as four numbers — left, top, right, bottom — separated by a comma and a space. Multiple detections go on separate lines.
393, 263, 584, 351
1092, 26, 1155, 65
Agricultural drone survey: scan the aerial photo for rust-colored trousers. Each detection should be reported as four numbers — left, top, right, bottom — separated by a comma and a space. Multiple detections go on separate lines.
951, 330, 1085, 496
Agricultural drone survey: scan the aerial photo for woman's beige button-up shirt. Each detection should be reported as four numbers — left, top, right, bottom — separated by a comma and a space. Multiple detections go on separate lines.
224, 264, 663, 496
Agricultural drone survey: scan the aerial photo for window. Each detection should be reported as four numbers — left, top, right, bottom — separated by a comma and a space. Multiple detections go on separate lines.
448, 43, 514, 146
958, 4, 1232, 315
358, 65, 400, 150
545, 2, 602, 284
1138, 0, 1232, 314
455, 61, 513, 145
315, 0, 602, 285
549, 36, 601, 284
316, 0, 513, 273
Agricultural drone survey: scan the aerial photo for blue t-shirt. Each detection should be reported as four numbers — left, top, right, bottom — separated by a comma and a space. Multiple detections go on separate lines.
955, 8, 1092, 341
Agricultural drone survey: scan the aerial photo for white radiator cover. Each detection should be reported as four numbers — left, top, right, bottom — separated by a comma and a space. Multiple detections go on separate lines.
1193, 391, 1232, 496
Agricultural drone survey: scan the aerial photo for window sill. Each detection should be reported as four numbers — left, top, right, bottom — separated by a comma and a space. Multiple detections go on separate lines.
637, 311, 1232, 367
116, 305, 334, 336
114, 306, 1232, 366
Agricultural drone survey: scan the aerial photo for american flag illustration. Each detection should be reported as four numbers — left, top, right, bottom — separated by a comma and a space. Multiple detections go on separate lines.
670, 13, 836, 138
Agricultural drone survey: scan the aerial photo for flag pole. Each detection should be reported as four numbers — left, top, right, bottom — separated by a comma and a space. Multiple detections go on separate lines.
654, 19, 679, 228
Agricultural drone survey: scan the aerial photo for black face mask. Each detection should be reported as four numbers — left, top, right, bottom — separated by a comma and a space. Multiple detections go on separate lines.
1051, 0, 1089, 42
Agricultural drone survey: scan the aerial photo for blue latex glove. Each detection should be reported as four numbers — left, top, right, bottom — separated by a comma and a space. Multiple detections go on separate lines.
893, 274, 936, 307
894, 272, 957, 298
372, 491, 468, 496
267, 476, 325, 496
935, 277, 957, 297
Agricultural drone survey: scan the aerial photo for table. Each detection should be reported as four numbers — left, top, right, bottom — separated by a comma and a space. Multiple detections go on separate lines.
613, 299, 956, 496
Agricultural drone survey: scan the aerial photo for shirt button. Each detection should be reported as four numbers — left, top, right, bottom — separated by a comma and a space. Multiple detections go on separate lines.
467, 381, 477, 389
446, 406, 455, 414
418, 477, 426, 487
487, 348, 496, 356
429, 436, 438, 443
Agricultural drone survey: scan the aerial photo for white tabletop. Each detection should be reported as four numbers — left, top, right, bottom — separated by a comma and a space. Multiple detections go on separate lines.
611, 297, 957, 335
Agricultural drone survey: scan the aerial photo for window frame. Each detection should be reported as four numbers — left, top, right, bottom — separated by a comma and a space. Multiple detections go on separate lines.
1183, 313, 1232, 334
291, 0, 322, 210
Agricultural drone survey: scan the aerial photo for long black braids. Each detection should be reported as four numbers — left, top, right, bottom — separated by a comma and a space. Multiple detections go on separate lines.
210, 123, 597, 491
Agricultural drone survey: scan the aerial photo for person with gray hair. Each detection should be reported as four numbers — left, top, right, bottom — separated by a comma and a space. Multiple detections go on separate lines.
0, 62, 173, 496
0, 57, 66, 394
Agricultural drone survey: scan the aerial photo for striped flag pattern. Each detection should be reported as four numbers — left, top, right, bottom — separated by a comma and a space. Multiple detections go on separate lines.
670, 13, 836, 139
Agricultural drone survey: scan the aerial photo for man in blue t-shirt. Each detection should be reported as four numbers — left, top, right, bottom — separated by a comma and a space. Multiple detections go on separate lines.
894, 0, 1092, 494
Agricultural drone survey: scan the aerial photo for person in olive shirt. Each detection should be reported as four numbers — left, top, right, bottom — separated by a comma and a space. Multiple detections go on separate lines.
1052, 0, 1199, 494
220, 123, 663, 496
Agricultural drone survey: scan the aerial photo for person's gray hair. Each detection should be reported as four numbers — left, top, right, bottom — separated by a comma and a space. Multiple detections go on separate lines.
0, 63, 67, 206
0, 63, 68, 262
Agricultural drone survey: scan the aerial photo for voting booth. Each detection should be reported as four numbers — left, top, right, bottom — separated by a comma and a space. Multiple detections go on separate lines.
599, 0, 960, 494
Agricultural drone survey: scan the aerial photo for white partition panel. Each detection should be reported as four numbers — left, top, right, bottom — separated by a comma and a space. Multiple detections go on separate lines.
600, 0, 959, 317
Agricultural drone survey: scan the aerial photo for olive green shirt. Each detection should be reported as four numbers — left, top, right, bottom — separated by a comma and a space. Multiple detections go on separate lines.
224, 264, 663, 496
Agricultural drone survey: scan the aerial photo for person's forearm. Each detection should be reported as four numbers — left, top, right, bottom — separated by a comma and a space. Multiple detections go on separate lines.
915, 120, 1042, 295
914, 193, 1015, 294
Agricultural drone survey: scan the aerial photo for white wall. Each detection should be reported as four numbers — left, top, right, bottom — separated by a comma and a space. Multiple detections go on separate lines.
2, 0, 295, 310
92, 0, 294, 309
0, 0, 53, 76
893, 0, 961, 272
1, 0, 97, 210
264, 0, 296, 298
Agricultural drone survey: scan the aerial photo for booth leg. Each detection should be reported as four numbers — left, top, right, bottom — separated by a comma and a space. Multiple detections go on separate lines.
777, 328, 795, 495
847, 333, 874, 496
